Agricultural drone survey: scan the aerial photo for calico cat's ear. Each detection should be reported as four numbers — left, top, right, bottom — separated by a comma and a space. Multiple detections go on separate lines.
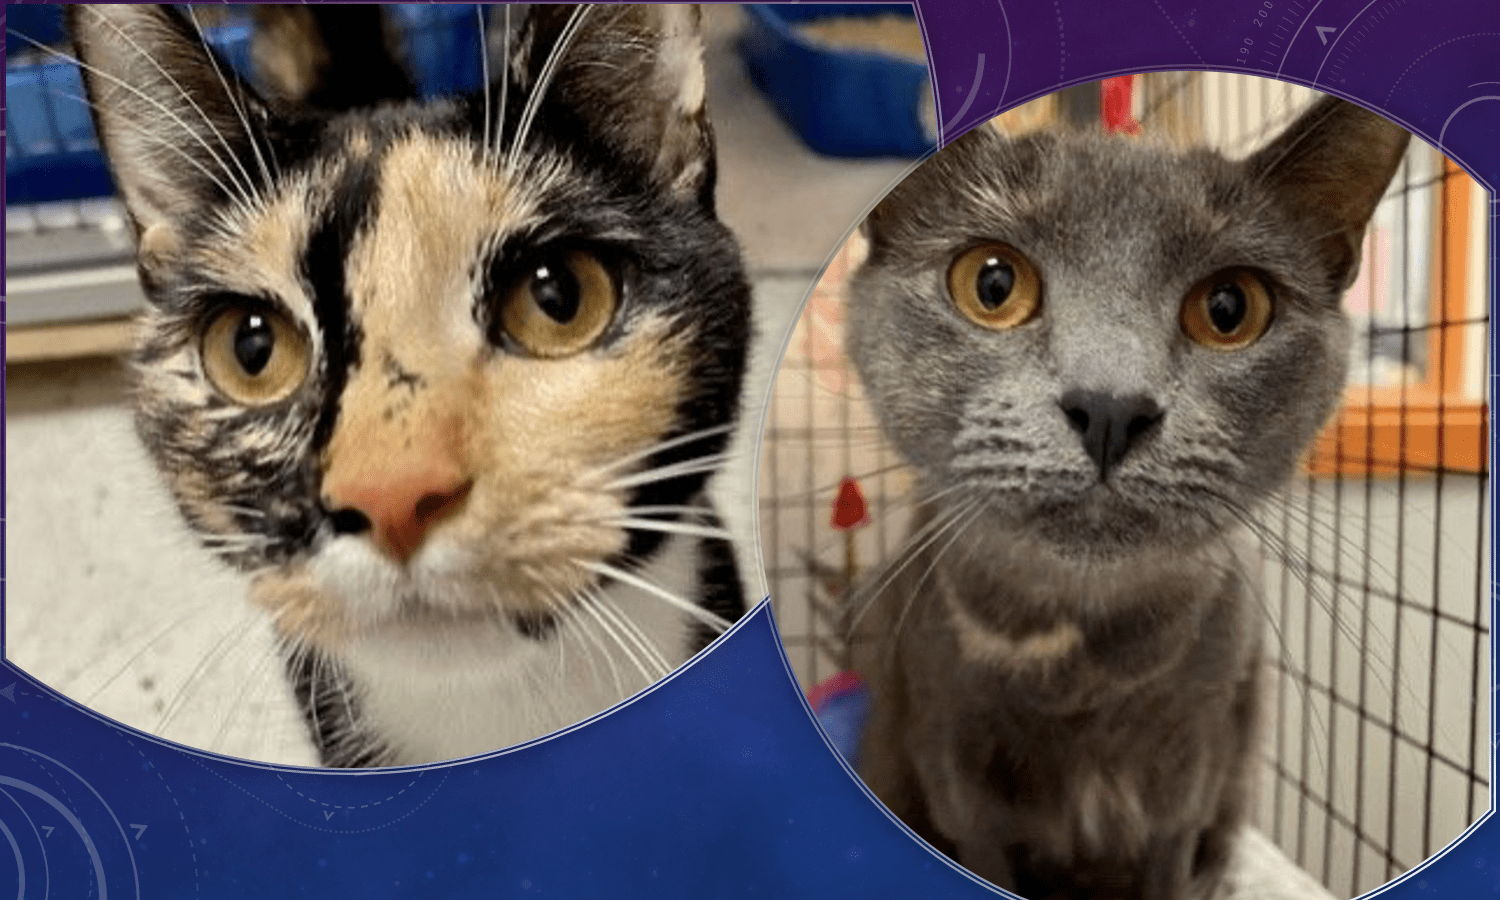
66, 5, 271, 268
517, 4, 715, 205
1245, 95, 1410, 290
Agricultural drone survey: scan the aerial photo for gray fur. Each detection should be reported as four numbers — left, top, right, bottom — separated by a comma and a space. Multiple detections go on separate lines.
846, 96, 1409, 899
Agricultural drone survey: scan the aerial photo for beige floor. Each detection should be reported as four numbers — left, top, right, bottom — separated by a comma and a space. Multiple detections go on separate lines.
3, 6, 916, 765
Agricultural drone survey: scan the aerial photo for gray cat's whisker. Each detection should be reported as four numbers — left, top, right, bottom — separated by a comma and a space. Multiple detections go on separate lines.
582, 560, 733, 632
846, 498, 977, 631
73, 10, 260, 209
888, 500, 989, 646
506, 4, 594, 174
183, 5, 274, 189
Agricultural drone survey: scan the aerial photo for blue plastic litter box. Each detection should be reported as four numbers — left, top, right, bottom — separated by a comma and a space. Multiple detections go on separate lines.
5, 5, 489, 206
738, 4, 936, 159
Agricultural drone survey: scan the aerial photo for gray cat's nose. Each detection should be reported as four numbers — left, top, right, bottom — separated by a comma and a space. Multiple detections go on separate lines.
1059, 390, 1164, 480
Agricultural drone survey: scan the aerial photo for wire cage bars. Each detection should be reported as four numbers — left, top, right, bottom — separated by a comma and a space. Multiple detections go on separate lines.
756, 71, 1491, 900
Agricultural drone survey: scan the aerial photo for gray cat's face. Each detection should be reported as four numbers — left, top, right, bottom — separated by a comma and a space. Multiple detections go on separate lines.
849, 99, 1409, 560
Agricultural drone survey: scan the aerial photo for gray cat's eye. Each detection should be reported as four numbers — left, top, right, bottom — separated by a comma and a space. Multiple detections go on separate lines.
1180, 268, 1273, 350
947, 242, 1041, 330
200, 303, 311, 405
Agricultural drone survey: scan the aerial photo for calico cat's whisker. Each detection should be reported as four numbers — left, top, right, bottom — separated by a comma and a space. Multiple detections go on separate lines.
582, 560, 733, 633
184, 5, 275, 188
578, 590, 659, 685
562, 589, 628, 698
603, 453, 736, 491
70, 10, 261, 209
506, 4, 594, 174
616, 504, 715, 519
585, 424, 737, 480
44, 86, 249, 213
477, 5, 492, 161
496, 4, 512, 159
82, 600, 220, 705
593, 592, 675, 676
154, 610, 260, 740
206, 624, 286, 755
605, 518, 735, 542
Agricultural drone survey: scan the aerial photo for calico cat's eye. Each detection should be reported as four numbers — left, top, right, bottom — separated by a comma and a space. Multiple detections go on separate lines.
947, 243, 1041, 330
499, 251, 618, 357
1181, 269, 1273, 350
201, 303, 310, 404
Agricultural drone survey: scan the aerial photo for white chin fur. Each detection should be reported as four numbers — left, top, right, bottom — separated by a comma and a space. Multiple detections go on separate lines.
330, 530, 704, 764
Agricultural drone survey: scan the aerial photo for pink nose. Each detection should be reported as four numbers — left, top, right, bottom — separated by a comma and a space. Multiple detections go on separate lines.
324, 467, 473, 563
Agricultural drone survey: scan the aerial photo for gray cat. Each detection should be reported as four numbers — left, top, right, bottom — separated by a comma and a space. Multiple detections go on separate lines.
844, 95, 1409, 900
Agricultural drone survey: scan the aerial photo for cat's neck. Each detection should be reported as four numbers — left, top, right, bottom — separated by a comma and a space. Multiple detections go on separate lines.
305, 528, 712, 766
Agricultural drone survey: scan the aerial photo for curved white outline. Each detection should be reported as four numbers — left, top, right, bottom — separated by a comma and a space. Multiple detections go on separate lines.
0, 787, 47, 900
0, 776, 107, 899
942, 53, 987, 135
0, 815, 24, 900
1438, 95, 1500, 149
1313, 0, 1389, 86
0, 745, 138, 899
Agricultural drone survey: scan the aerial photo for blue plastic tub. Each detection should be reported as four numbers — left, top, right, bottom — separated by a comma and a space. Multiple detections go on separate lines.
738, 4, 935, 159
5, 5, 487, 206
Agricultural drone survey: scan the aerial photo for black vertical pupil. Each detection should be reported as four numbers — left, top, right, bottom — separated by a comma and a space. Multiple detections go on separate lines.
1206, 284, 1247, 333
975, 259, 1016, 310
234, 313, 276, 375
531, 261, 580, 323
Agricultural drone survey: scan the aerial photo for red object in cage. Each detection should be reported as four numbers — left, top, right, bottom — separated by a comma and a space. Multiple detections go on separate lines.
830, 477, 870, 530
1101, 75, 1140, 135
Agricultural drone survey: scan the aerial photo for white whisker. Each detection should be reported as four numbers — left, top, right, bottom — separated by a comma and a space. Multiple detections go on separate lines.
582, 560, 733, 632
506, 4, 593, 173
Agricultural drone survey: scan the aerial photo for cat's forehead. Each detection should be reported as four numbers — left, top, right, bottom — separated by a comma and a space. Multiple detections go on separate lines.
191, 125, 560, 315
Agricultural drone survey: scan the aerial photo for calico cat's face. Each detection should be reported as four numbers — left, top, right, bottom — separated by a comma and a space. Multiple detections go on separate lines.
70, 5, 749, 648
849, 98, 1409, 560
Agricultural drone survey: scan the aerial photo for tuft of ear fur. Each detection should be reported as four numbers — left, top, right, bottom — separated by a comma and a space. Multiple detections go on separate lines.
517, 4, 715, 205
67, 4, 272, 258
1246, 95, 1411, 290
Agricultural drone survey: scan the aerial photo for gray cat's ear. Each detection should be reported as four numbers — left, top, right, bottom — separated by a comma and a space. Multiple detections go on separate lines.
1245, 95, 1410, 290
67, 5, 271, 264
518, 4, 714, 204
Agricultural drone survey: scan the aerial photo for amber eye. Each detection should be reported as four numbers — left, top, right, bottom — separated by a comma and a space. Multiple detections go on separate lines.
201, 302, 310, 404
947, 243, 1041, 330
500, 251, 617, 357
1181, 269, 1274, 350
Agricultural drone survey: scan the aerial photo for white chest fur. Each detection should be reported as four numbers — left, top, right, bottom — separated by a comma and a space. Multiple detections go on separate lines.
339, 531, 705, 764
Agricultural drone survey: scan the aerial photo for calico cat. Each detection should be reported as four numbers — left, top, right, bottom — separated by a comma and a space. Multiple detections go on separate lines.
844, 95, 1409, 899
66, 3, 751, 767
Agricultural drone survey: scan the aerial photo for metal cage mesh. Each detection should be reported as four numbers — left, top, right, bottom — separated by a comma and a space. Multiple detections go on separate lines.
756, 72, 1491, 900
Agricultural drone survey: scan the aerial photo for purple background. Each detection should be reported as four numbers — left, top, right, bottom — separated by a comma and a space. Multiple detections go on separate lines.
2, 1, 1496, 898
